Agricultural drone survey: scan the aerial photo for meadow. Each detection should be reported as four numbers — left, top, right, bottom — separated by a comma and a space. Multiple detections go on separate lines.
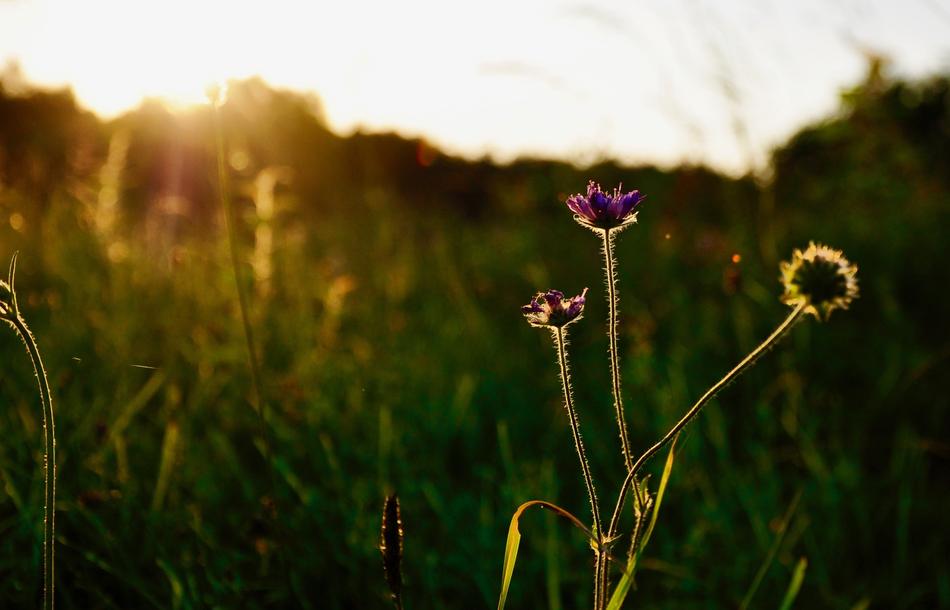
0, 66, 948, 609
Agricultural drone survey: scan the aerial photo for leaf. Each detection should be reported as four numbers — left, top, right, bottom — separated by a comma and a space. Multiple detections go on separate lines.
637, 434, 677, 556
606, 435, 678, 610
497, 500, 594, 610
777, 557, 808, 610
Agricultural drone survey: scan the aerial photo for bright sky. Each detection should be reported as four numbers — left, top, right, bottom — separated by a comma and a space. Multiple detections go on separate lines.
1, 0, 949, 173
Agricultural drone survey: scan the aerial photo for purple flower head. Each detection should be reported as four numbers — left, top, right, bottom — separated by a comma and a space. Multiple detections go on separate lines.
522, 288, 588, 328
565, 181, 644, 232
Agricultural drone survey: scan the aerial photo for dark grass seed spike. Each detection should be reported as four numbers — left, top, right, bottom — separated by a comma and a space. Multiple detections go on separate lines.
380, 495, 404, 610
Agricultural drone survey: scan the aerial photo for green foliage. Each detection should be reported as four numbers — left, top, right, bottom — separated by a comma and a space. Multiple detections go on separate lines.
0, 66, 947, 608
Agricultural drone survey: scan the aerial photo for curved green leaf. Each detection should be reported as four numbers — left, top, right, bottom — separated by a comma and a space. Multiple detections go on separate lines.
497, 500, 594, 610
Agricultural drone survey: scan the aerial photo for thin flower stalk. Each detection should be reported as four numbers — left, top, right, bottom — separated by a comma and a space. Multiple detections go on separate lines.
554, 326, 606, 609
601, 228, 634, 474
552, 326, 602, 539
607, 302, 808, 542
2, 254, 56, 610
523, 289, 605, 608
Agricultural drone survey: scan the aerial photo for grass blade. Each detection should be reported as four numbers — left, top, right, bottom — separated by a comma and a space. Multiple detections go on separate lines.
777, 557, 808, 610
151, 421, 180, 512
637, 434, 678, 556
740, 490, 802, 610
606, 435, 678, 610
497, 500, 594, 610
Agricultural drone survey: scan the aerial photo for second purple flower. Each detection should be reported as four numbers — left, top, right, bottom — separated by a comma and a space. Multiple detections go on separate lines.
522, 289, 588, 328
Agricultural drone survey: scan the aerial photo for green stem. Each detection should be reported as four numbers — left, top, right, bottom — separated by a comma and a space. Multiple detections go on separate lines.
601, 227, 644, 577
553, 327, 602, 537
608, 303, 806, 541
601, 229, 634, 474
593, 551, 605, 610
552, 327, 603, 608
10, 315, 55, 610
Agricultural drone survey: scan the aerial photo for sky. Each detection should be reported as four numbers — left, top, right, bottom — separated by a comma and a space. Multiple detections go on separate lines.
1, 0, 949, 173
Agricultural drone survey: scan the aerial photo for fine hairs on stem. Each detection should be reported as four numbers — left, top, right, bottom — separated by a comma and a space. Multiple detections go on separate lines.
600, 229, 634, 474
1, 253, 56, 610
598, 226, 647, 602
552, 326, 601, 538
551, 325, 609, 609
522, 289, 602, 607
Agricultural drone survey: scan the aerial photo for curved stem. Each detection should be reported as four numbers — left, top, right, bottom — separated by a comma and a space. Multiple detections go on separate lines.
601, 229, 634, 473
11, 315, 55, 610
553, 327, 602, 538
608, 303, 806, 540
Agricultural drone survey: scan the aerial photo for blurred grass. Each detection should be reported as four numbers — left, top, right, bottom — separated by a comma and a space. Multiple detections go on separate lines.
0, 67, 948, 609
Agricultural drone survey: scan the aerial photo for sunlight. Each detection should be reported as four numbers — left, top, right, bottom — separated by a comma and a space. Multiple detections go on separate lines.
9, 0, 264, 113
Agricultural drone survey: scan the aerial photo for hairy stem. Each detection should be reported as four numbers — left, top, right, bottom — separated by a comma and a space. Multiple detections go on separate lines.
608, 303, 806, 540
594, 551, 606, 610
601, 229, 634, 473
10, 315, 55, 610
601, 228, 644, 560
552, 327, 603, 608
553, 327, 602, 536
593, 553, 601, 610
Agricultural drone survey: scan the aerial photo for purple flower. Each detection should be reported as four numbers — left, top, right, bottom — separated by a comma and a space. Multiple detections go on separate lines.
522, 288, 588, 328
565, 181, 644, 231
